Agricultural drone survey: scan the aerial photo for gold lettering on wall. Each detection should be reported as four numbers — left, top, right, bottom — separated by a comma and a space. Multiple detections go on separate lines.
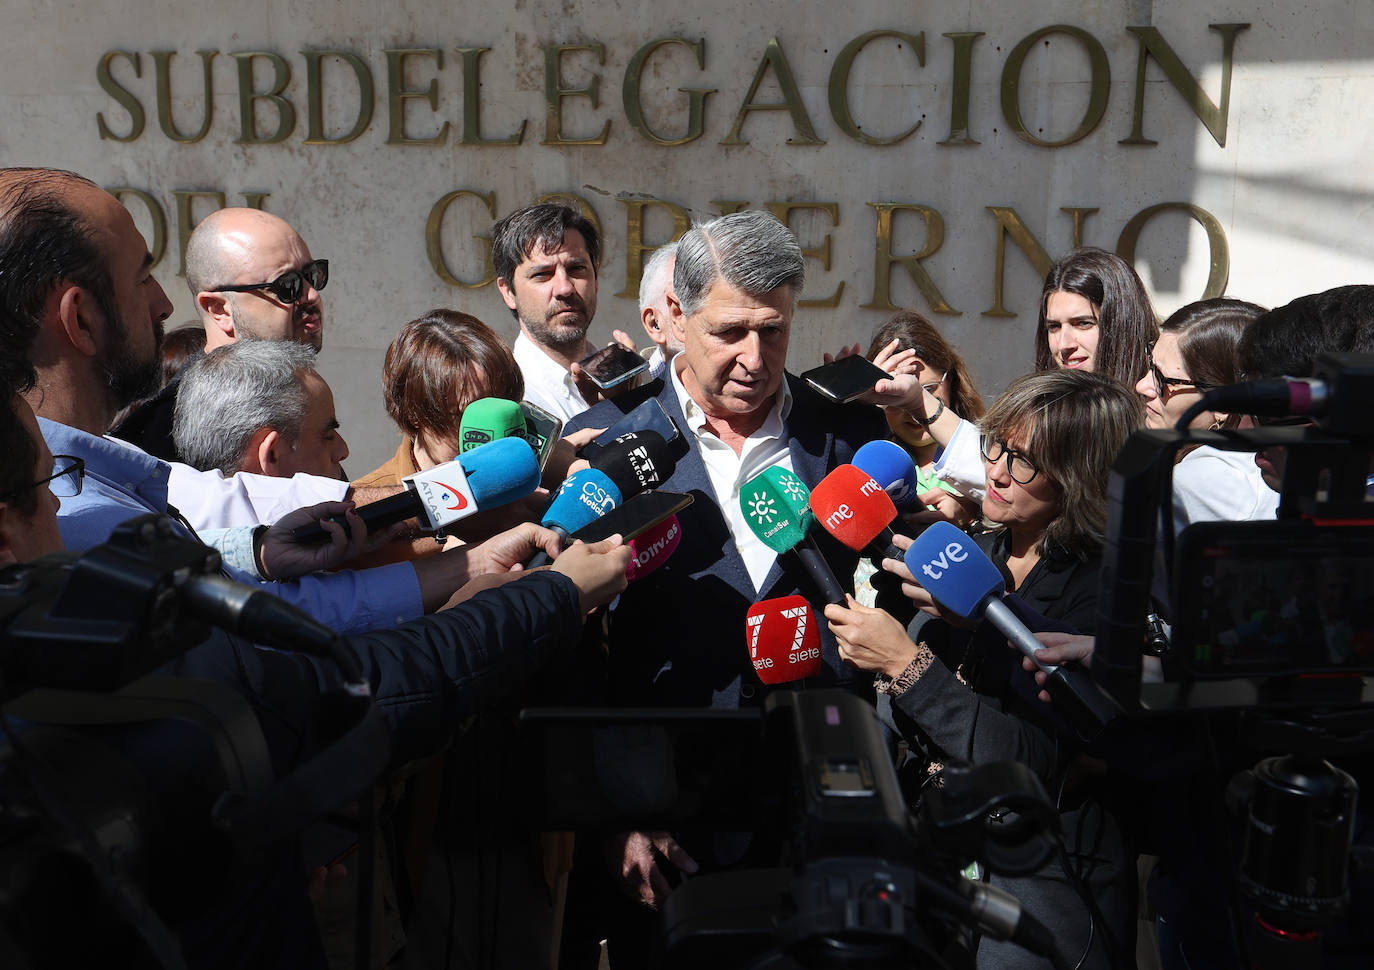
710, 200, 750, 216
542, 44, 612, 146
862, 203, 957, 316
1120, 24, 1250, 148
426, 190, 498, 288
983, 206, 1053, 318
457, 48, 526, 146
938, 32, 983, 146
304, 50, 374, 145
385, 49, 448, 146
623, 38, 713, 147
766, 202, 844, 308
153, 50, 216, 143
1001, 25, 1110, 147
828, 30, 924, 146
1116, 202, 1230, 298
618, 198, 691, 298
97, 51, 145, 141
721, 38, 823, 146
109, 187, 167, 266
232, 51, 295, 144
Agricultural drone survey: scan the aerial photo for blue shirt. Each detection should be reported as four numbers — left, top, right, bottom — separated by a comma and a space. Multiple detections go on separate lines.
40, 418, 424, 634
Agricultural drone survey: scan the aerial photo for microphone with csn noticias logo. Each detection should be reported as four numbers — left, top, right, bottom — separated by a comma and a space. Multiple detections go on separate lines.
524, 468, 623, 568
906, 522, 1120, 735
292, 436, 540, 543
739, 466, 847, 606
809, 464, 904, 562
744, 594, 822, 684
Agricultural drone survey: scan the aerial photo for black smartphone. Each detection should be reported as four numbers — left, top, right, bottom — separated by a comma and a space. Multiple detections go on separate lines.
581, 397, 684, 461
520, 400, 564, 470
800, 355, 889, 404
578, 343, 650, 390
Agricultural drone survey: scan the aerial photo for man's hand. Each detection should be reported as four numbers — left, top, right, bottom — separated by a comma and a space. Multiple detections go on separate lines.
604, 830, 699, 910
543, 426, 603, 488
821, 342, 861, 365
570, 331, 645, 404
551, 537, 631, 612
258, 501, 405, 579
466, 522, 566, 575
1022, 632, 1096, 702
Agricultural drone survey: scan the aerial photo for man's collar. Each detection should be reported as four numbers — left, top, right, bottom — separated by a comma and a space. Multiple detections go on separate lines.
38, 416, 168, 481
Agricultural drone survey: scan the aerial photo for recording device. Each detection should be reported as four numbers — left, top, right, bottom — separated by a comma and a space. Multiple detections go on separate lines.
809, 463, 904, 562
626, 515, 683, 582
458, 397, 527, 452
853, 439, 921, 508
520, 399, 564, 470
580, 396, 684, 462
739, 466, 847, 605
291, 436, 540, 543
519, 689, 1068, 970
907, 522, 1121, 735
801, 355, 890, 404
744, 596, 821, 684
578, 342, 649, 390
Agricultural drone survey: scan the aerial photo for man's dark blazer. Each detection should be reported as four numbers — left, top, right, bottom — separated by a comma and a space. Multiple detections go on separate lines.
565, 371, 889, 710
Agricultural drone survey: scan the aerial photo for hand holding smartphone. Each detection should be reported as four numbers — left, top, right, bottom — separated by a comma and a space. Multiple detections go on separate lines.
577, 343, 649, 390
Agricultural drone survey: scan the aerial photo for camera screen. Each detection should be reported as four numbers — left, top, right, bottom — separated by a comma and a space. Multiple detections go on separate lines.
1172, 522, 1374, 677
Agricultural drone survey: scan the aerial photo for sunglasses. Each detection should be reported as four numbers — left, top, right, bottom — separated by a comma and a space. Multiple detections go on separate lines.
1147, 347, 1214, 399
210, 258, 329, 304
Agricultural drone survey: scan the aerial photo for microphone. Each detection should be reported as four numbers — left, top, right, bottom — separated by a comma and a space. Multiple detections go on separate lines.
292, 436, 540, 542
625, 515, 681, 582
744, 595, 822, 684
458, 397, 528, 453
738, 466, 847, 606
589, 430, 675, 498
524, 468, 623, 568
809, 464, 903, 562
905, 521, 1120, 734
852, 439, 921, 509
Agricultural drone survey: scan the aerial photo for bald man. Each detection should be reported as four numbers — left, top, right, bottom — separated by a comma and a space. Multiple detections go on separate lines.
185, 207, 327, 352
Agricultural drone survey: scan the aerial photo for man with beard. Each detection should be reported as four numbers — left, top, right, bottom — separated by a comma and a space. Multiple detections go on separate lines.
111, 207, 327, 460
495, 202, 637, 422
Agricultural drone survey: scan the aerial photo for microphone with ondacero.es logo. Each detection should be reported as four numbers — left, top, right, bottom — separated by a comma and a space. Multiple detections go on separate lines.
745, 595, 822, 684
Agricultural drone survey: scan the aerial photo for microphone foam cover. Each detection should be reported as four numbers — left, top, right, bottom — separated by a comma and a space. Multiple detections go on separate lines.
459, 397, 528, 454
853, 439, 921, 509
745, 595, 822, 684
739, 466, 814, 554
591, 430, 675, 497
626, 515, 681, 582
903, 521, 1004, 622
808, 464, 897, 551
541, 468, 622, 535
457, 436, 542, 506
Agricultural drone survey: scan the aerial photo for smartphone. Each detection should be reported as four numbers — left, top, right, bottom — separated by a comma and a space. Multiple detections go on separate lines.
520, 400, 564, 470
578, 343, 649, 390
801, 355, 889, 404
582, 397, 684, 462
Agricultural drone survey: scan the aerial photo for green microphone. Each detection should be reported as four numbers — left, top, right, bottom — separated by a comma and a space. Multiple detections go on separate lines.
458, 397, 528, 454
739, 466, 846, 605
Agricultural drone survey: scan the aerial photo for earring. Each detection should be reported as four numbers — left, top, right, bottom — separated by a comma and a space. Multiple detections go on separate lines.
1208, 414, 1224, 431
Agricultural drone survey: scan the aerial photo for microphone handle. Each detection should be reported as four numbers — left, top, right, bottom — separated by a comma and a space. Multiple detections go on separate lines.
524, 525, 571, 569
864, 526, 903, 564
291, 488, 426, 543
792, 536, 847, 606
982, 597, 1119, 736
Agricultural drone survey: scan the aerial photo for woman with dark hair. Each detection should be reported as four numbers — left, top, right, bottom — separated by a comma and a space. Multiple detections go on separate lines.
1134, 297, 1275, 531
1035, 247, 1158, 387
827, 370, 1145, 970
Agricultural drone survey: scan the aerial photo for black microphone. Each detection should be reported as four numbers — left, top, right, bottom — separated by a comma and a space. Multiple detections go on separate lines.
589, 430, 675, 497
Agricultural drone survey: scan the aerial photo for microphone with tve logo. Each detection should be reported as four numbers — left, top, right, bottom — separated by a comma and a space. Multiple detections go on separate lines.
292, 436, 540, 542
809, 464, 903, 562
905, 522, 1120, 735
744, 595, 822, 684
739, 466, 847, 606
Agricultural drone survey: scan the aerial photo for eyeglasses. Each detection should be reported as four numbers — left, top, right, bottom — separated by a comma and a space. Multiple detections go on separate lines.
1147, 347, 1213, 399
209, 259, 329, 305
921, 372, 947, 396
980, 434, 1039, 485
1, 455, 84, 502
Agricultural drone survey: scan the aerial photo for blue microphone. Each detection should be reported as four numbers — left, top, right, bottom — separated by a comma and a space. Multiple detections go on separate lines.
905, 522, 1119, 734
853, 439, 920, 509
525, 468, 623, 567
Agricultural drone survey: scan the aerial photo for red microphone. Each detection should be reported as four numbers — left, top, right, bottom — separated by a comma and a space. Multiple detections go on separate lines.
625, 515, 682, 582
744, 595, 822, 684
808, 464, 902, 560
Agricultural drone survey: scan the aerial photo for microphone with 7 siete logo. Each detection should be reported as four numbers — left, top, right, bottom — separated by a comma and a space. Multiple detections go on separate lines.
744, 595, 822, 684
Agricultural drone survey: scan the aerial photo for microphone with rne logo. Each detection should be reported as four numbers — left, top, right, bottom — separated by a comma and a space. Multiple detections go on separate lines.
292, 436, 540, 542
852, 439, 921, 509
739, 466, 847, 606
905, 521, 1120, 734
589, 430, 674, 498
458, 397, 528, 453
744, 595, 822, 684
523, 468, 624, 568
625, 514, 681, 582
809, 464, 903, 562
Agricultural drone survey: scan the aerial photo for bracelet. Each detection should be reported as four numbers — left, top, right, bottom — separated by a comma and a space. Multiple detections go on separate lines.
908, 396, 945, 427
874, 643, 935, 695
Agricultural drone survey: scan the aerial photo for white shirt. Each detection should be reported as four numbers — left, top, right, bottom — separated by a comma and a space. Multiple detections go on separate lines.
670, 357, 794, 592
514, 332, 591, 423
1171, 445, 1278, 533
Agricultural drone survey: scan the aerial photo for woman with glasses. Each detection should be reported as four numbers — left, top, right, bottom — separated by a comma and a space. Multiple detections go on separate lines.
1034, 248, 1158, 387
826, 370, 1143, 970
1134, 298, 1275, 532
